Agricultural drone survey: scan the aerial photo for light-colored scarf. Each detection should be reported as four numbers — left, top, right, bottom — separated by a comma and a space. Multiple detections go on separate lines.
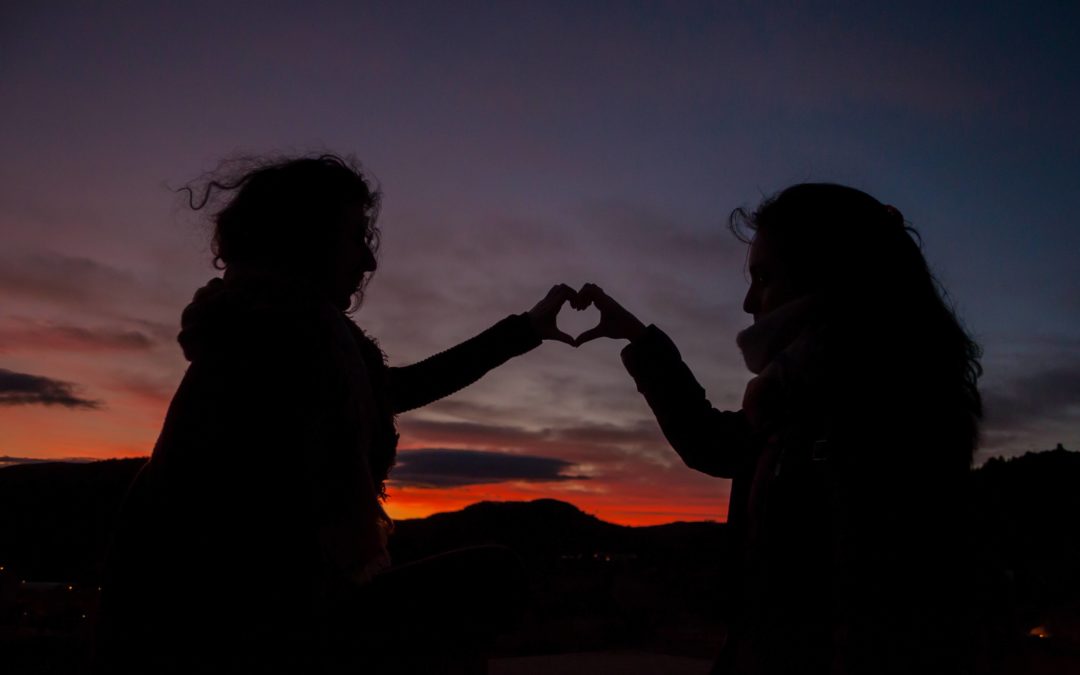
736, 296, 824, 430
736, 295, 821, 374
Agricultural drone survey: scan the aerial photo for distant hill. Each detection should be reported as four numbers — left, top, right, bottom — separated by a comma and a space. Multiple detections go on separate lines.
3, 447, 1080, 660
0, 457, 726, 584
0, 458, 146, 582
3, 446, 1079, 627
391, 498, 727, 564
0, 458, 730, 656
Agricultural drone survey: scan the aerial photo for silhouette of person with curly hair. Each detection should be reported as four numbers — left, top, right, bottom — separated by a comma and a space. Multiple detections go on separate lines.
95, 155, 577, 674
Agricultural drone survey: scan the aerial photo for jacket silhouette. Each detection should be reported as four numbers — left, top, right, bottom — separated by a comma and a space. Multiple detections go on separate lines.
95, 272, 541, 673
621, 319, 974, 675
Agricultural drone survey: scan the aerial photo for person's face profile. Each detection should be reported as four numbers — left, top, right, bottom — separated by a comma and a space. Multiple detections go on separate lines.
743, 233, 799, 321
328, 202, 377, 309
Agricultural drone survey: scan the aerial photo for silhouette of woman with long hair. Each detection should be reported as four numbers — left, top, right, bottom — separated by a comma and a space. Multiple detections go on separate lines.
573, 184, 982, 675
95, 155, 576, 674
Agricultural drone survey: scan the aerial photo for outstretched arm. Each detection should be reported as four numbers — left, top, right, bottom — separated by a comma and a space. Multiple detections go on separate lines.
387, 284, 576, 413
620, 326, 754, 478
575, 283, 755, 477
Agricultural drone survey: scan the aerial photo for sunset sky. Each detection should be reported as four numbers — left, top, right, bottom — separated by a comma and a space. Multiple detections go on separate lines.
2, 2, 1078, 525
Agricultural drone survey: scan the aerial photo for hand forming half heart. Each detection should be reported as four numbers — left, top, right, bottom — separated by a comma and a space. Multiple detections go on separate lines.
556, 297, 602, 344
526, 284, 580, 345
570, 283, 648, 346
528, 283, 648, 346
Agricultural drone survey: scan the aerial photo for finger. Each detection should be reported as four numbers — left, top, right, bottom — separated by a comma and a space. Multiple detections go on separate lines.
579, 282, 602, 297
584, 283, 616, 309
570, 284, 593, 310
544, 283, 577, 308
533, 285, 568, 315
574, 326, 606, 346
575, 283, 603, 309
552, 283, 577, 306
543, 284, 563, 303
549, 330, 576, 346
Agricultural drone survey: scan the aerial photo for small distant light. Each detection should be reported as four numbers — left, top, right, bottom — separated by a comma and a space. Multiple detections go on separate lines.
67, 585, 74, 591
1029, 625, 1051, 639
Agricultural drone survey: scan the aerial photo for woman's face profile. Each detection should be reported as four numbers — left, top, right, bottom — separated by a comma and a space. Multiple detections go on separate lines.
742, 233, 800, 321
328, 202, 377, 310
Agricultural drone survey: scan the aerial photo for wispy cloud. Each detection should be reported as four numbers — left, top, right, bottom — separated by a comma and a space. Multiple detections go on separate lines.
398, 413, 673, 470
0, 368, 102, 409
398, 417, 538, 449
983, 363, 1080, 433
398, 415, 664, 452
391, 448, 583, 488
0, 252, 135, 306
0, 319, 155, 353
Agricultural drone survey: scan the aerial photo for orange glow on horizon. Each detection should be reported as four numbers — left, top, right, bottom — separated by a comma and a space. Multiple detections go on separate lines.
1, 414, 731, 525
384, 482, 728, 526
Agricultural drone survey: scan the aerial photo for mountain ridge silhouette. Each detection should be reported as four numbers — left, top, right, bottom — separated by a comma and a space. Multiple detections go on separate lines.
3, 446, 1079, 625
0, 458, 728, 583
4, 447, 1080, 665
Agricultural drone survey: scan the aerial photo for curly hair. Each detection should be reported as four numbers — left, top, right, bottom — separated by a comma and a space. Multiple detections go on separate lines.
730, 183, 982, 463
181, 153, 381, 310
181, 154, 398, 498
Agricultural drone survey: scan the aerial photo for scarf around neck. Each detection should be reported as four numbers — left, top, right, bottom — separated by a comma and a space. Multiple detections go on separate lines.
179, 272, 399, 500
736, 295, 821, 374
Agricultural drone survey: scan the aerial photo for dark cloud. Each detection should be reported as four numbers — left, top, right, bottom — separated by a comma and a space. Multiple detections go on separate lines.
0, 455, 96, 468
390, 448, 583, 488
0, 368, 101, 409
0, 252, 135, 305
982, 363, 1080, 433
0, 320, 155, 353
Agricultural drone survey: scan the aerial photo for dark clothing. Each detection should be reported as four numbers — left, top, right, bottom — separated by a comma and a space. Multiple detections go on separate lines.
95, 277, 540, 674
327, 545, 526, 674
622, 325, 974, 675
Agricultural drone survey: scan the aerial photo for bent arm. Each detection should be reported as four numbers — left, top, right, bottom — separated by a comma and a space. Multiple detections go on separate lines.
388, 314, 542, 413
620, 325, 754, 478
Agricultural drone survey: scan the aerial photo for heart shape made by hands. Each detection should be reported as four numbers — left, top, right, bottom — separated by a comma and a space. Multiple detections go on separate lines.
556, 300, 602, 344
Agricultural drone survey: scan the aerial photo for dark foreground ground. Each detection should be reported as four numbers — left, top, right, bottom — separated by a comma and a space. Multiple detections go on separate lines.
3, 447, 1080, 673
2, 632, 1079, 675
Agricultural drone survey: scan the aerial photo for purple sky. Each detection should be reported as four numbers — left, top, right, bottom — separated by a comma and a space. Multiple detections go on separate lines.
2, 2, 1078, 522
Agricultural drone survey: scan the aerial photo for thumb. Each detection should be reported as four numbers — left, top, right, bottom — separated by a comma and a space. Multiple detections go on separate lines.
548, 329, 576, 346
573, 326, 607, 347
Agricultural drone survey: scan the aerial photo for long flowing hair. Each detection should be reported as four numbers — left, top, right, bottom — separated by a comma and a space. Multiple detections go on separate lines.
731, 183, 982, 465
